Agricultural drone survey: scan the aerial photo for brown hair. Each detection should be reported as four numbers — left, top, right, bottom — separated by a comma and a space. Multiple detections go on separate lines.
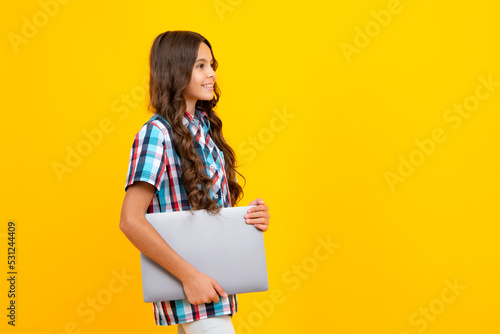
148, 30, 244, 213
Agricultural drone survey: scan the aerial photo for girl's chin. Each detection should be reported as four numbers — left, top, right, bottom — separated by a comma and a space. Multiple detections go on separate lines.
199, 94, 214, 101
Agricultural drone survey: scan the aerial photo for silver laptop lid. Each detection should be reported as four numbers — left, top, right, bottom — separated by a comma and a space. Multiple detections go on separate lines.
140, 205, 268, 303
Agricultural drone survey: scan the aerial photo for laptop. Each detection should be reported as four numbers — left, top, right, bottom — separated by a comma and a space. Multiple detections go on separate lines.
140, 205, 269, 303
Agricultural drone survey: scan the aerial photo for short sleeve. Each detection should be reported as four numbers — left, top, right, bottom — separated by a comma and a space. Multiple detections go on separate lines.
125, 122, 166, 194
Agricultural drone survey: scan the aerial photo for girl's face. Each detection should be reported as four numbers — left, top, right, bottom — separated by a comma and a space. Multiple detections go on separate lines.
183, 42, 217, 110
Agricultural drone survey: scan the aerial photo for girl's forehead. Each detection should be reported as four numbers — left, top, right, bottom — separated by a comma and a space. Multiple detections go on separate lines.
198, 43, 212, 55
195, 43, 213, 62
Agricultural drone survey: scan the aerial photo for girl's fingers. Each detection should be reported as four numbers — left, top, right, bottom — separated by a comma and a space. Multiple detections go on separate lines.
245, 217, 267, 225
248, 197, 265, 206
245, 199, 270, 232
245, 211, 265, 219
245, 213, 271, 222
212, 280, 227, 299
254, 224, 268, 231
246, 205, 269, 216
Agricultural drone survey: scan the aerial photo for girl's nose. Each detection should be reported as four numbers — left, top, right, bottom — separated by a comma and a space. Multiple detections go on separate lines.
208, 70, 216, 80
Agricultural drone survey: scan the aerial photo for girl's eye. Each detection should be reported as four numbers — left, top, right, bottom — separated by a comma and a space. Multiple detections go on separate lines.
196, 62, 214, 69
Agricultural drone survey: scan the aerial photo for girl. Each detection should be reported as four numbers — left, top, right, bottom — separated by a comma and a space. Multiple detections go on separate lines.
119, 30, 271, 334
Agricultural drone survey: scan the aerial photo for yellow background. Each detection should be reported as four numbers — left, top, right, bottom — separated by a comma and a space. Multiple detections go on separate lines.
1, 0, 499, 333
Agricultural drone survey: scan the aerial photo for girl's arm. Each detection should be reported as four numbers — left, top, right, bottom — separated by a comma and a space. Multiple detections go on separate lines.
119, 181, 228, 305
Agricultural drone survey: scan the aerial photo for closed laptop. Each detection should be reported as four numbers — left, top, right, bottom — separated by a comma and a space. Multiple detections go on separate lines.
140, 205, 269, 303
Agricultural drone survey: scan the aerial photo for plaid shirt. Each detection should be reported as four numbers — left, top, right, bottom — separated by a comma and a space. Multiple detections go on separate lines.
124, 106, 237, 326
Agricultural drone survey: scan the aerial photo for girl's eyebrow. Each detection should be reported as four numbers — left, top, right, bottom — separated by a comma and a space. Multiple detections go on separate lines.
195, 58, 214, 63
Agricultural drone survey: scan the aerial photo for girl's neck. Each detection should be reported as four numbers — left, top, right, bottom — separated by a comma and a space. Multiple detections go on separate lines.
185, 99, 196, 116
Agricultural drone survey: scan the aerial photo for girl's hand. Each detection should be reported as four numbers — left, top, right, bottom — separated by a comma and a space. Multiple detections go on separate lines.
245, 198, 271, 231
182, 269, 228, 305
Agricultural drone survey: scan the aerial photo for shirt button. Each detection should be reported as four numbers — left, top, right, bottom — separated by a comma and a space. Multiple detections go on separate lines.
210, 164, 215, 169
214, 194, 219, 199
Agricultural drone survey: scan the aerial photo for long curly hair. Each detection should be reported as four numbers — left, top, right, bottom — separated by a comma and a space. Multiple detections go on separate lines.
148, 30, 245, 213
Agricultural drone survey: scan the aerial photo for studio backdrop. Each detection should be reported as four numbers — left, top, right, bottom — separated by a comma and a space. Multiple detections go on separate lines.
2, 0, 499, 333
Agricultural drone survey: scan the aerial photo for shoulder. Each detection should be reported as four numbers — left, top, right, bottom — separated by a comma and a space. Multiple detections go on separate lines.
135, 114, 173, 143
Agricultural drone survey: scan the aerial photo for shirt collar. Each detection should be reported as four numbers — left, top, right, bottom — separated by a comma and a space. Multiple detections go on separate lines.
182, 106, 210, 129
